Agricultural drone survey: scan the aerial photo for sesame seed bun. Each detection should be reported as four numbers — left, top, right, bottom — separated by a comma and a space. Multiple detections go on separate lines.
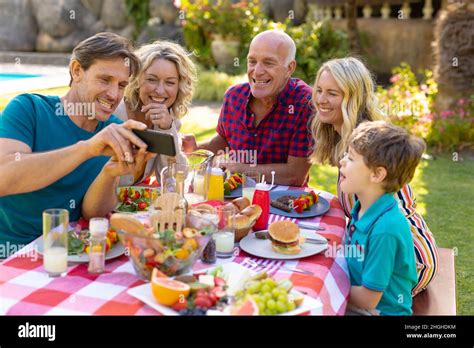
268, 220, 300, 243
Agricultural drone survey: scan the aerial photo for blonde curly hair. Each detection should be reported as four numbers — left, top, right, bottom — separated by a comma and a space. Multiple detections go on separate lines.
125, 40, 197, 119
309, 57, 386, 166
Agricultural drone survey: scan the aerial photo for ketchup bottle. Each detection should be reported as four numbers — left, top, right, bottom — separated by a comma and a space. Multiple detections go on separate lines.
252, 171, 275, 231
252, 183, 270, 231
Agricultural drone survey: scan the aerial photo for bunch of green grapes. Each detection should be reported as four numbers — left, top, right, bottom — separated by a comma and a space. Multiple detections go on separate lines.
235, 277, 296, 315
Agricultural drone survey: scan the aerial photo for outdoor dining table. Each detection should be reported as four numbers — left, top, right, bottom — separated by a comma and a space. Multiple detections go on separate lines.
0, 185, 350, 316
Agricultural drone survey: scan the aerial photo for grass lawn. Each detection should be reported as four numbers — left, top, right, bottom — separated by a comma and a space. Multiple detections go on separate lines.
2, 88, 472, 315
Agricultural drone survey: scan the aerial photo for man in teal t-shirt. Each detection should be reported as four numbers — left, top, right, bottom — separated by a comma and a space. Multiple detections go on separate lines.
0, 33, 153, 256
346, 194, 417, 315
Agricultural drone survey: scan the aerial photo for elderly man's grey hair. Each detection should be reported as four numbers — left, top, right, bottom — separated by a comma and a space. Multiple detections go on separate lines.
251, 29, 296, 65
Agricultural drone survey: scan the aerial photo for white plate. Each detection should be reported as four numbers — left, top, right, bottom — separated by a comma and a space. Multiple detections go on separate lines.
127, 263, 322, 316
239, 230, 328, 260
36, 237, 126, 263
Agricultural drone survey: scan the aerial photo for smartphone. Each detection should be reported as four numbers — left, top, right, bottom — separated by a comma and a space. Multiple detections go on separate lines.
132, 129, 177, 156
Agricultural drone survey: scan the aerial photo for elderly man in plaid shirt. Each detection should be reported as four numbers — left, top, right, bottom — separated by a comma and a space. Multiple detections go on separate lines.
183, 30, 313, 186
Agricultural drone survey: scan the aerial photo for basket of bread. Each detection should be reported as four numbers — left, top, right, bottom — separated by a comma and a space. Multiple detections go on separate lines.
110, 193, 217, 281
191, 197, 262, 242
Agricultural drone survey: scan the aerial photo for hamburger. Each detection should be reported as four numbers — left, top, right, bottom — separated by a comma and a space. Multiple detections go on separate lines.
268, 220, 304, 255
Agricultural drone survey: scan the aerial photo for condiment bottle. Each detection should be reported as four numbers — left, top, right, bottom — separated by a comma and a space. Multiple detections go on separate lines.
201, 238, 216, 264
252, 171, 275, 231
252, 183, 270, 231
88, 218, 109, 274
175, 170, 189, 212
207, 168, 224, 201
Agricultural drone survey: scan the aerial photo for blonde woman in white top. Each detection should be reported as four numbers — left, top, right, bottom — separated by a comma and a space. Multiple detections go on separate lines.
114, 40, 197, 185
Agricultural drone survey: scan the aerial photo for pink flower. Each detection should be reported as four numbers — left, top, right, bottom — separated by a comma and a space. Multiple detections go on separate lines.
390, 74, 401, 83
457, 98, 466, 106
405, 90, 411, 97
421, 113, 433, 122
420, 84, 428, 91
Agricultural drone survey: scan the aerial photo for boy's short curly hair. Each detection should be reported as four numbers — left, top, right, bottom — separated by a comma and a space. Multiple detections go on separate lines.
349, 121, 426, 193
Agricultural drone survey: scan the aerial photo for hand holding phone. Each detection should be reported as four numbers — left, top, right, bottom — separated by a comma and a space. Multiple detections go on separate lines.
132, 129, 177, 156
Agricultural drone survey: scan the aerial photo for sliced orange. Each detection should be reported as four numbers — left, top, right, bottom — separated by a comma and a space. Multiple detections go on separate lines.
151, 269, 190, 306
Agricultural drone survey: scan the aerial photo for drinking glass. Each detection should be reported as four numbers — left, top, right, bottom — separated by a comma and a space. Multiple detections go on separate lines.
242, 171, 261, 203
213, 205, 235, 258
43, 209, 69, 277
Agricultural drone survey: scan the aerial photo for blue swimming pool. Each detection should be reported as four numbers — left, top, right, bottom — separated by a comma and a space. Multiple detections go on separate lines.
0, 73, 42, 81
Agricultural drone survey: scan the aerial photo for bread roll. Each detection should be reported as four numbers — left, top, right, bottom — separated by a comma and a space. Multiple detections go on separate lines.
239, 204, 262, 222
110, 213, 145, 235
234, 214, 251, 230
223, 202, 238, 213
232, 197, 250, 211
192, 203, 216, 214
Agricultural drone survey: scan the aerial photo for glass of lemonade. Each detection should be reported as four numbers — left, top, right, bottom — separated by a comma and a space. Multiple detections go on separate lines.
42, 209, 69, 277
242, 171, 261, 203
213, 205, 235, 258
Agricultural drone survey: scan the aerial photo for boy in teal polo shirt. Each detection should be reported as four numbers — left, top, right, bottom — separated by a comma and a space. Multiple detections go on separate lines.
339, 121, 425, 315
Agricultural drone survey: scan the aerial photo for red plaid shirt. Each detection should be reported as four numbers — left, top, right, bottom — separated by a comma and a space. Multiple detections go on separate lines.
216, 78, 314, 164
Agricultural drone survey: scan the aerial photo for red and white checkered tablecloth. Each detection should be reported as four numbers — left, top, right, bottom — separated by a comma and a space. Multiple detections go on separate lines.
0, 186, 349, 316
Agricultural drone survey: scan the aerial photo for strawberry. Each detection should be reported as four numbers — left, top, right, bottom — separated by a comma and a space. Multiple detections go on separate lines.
195, 289, 208, 298
194, 296, 212, 309
171, 298, 188, 311
214, 277, 226, 287
211, 286, 226, 299
209, 293, 218, 305
138, 202, 147, 210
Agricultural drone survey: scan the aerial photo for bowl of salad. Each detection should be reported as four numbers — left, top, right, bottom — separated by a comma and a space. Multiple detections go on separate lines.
116, 212, 217, 281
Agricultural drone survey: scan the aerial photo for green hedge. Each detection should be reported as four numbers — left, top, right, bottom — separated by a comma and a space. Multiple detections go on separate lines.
288, 20, 349, 84
194, 68, 246, 101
